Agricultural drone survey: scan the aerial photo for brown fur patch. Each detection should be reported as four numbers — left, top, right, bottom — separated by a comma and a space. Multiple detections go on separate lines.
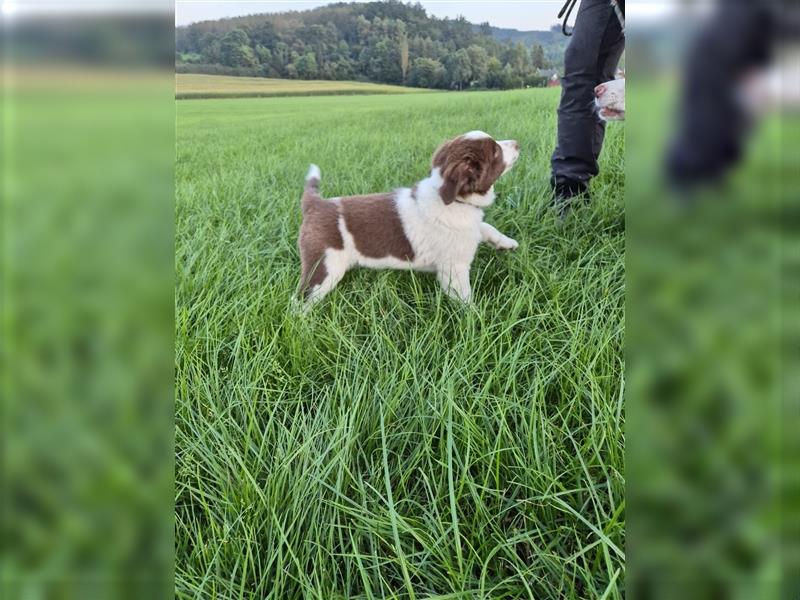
298, 192, 343, 296
432, 136, 506, 204
340, 193, 415, 261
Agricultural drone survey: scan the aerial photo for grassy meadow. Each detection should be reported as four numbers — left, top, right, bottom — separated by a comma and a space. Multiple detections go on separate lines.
176, 73, 431, 99
176, 88, 625, 599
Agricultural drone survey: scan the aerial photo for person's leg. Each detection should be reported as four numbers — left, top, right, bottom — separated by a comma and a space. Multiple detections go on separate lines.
551, 0, 620, 200
665, 3, 775, 189
592, 20, 625, 164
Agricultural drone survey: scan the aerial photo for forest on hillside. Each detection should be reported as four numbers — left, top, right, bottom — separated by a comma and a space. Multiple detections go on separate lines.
176, 1, 567, 90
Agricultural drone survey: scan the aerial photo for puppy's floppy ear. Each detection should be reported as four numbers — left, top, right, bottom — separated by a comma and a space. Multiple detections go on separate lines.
439, 175, 459, 205
433, 138, 482, 205
439, 161, 472, 205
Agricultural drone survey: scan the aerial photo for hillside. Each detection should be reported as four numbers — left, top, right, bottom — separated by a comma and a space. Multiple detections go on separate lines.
475, 23, 569, 71
176, 1, 566, 91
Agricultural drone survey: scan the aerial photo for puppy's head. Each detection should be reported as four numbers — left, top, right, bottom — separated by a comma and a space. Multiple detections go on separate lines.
595, 78, 625, 121
431, 131, 519, 206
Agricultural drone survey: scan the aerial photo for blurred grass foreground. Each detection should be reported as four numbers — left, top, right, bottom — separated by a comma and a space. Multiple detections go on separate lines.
626, 2, 799, 598
2, 10, 175, 599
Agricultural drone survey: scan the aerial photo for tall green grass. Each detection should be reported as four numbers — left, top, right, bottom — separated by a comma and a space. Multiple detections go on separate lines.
176, 89, 624, 599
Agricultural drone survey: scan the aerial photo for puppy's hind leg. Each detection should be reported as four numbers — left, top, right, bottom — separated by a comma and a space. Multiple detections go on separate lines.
303, 251, 349, 307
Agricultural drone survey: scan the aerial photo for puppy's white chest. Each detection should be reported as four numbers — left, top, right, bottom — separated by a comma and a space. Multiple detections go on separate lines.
413, 210, 483, 267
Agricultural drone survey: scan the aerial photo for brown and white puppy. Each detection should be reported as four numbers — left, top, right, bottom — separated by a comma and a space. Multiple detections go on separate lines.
595, 77, 625, 121
297, 131, 520, 305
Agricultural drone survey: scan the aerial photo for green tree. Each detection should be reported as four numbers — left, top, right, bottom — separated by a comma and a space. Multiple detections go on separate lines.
531, 44, 546, 69
408, 57, 446, 89
201, 39, 222, 64
333, 58, 355, 80
504, 42, 531, 78
220, 29, 256, 67
250, 22, 278, 48
484, 56, 504, 88
293, 52, 318, 79
445, 48, 472, 90
466, 45, 489, 86
400, 32, 409, 82
363, 38, 402, 83
274, 41, 290, 65
500, 63, 522, 89
255, 44, 272, 65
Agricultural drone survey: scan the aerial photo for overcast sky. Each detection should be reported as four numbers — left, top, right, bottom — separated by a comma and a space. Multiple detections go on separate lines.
175, 1, 569, 31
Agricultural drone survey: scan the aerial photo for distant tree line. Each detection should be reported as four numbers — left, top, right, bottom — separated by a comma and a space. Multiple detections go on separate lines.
176, 1, 559, 90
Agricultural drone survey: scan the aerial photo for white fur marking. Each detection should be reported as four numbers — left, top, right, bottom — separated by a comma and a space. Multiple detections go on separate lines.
595, 78, 625, 121
458, 189, 496, 208
480, 222, 519, 250
306, 164, 321, 181
463, 130, 491, 140
498, 140, 520, 174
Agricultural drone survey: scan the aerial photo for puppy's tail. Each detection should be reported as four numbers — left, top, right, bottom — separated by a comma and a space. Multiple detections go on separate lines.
304, 164, 321, 196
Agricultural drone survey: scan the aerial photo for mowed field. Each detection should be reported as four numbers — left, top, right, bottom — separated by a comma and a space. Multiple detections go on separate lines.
176, 88, 625, 599
176, 73, 431, 99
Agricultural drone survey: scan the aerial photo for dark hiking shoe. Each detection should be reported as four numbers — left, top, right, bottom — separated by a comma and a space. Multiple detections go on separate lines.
551, 176, 591, 217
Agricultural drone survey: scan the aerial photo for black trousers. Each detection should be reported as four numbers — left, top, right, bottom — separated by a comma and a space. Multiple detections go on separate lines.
551, 0, 625, 184
665, 2, 776, 187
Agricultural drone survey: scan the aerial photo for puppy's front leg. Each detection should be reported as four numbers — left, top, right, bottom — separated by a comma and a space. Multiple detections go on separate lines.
437, 264, 472, 303
480, 222, 518, 250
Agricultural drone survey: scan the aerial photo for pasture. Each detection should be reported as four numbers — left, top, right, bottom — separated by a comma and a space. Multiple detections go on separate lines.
176, 88, 625, 599
176, 74, 431, 99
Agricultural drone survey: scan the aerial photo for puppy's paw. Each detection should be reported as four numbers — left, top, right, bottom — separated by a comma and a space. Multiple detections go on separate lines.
290, 296, 313, 316
493, 235, 519, 251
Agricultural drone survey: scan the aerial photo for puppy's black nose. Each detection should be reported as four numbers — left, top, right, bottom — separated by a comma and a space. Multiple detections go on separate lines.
512, 140, 520, 151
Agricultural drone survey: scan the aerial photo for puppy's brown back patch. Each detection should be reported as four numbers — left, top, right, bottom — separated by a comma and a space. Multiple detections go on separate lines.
340, 193, 415, 261
298, 195, 343, 295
